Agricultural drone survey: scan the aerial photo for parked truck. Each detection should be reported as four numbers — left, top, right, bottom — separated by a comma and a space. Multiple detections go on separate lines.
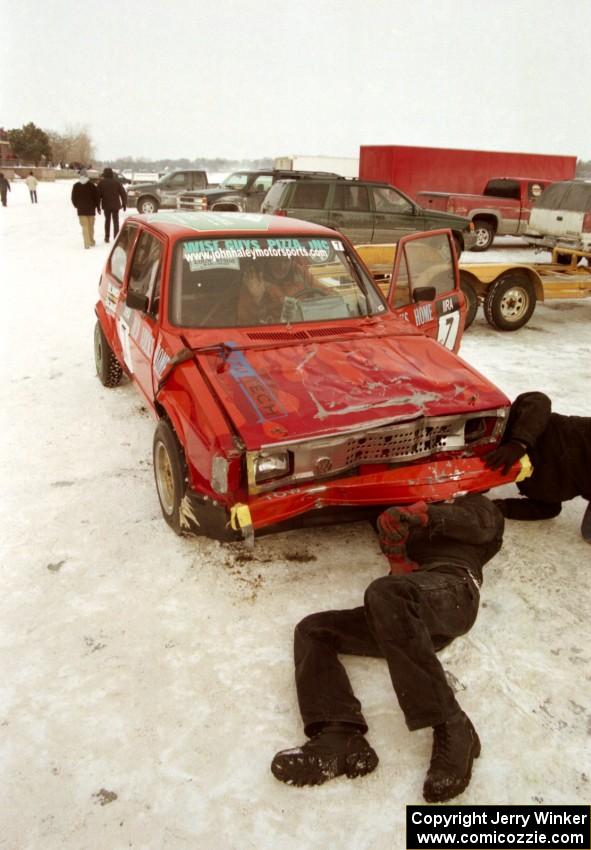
359, 145, 576, 199
416, 177, 554, 251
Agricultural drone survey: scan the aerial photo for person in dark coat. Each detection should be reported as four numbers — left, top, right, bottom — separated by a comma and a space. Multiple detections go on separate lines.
71, 169, 100, 248
484, 391, 591, 538
0, 172, 11, 207
271, 493, 504, 803
98, 167, 127, 243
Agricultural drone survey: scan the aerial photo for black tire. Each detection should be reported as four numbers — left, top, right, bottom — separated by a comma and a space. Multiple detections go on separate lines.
472, 219, 495, 252
138, 196, 159, 214
459, 273, 478, 329
94, 320, 123, 387
483, 273, 536, 331
153, 420, 187, 534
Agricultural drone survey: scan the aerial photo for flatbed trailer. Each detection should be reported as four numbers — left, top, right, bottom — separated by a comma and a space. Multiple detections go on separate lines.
356, 244, 591, 331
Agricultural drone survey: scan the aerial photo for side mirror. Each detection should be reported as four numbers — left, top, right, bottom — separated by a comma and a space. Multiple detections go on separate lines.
126, 290, 149, 312
413, 286, 436, 303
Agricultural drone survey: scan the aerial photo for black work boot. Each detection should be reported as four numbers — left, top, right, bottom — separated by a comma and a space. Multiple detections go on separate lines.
271, 724, 379, 787
423, 711, 481, 803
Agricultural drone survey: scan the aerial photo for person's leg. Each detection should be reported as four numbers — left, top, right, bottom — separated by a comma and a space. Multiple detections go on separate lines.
112, 209, 120, 237
33, 190, 37, 203
364, 571, 481, 803
364, 572, 478, 730
79, 216, 91, 248
29, 190, 34, 203
89, 215, 96, 246
272, 608, 381, 786
494, 497, 562, 520
1, 191, 7, 207
104, 209, 112, 242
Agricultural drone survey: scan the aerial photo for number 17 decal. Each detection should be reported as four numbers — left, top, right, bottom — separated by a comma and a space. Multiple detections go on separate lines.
437, 311, 460, 350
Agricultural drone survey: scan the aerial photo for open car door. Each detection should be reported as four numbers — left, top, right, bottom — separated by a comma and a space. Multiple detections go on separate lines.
386, 229, 466, 353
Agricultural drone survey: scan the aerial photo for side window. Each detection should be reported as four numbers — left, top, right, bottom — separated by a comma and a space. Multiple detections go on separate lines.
290, 182, 330, 210
333, 184, 370, 212
110, 225, 137, 282
528, 182, 544, 201
192, 173, 207, 189
372, 186, 413, 214
392, 252, 410, 307
251, 175, 273, 193
128, 231, 163, 312
167, 173, 188, 188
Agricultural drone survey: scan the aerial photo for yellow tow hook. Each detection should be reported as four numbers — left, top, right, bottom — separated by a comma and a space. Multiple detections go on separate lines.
516, 453, 533, 482
230, 503, 255, 548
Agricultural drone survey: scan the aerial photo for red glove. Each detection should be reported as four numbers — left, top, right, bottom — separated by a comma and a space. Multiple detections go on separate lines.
377, 502, 428, 573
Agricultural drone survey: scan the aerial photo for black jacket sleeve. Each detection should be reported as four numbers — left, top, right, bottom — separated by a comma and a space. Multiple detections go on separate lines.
118, 183, 127, 207
427, 494, 504, 545
503, 392, 552, 450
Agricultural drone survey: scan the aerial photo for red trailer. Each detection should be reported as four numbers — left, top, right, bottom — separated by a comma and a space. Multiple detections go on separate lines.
359, 145, 577, 200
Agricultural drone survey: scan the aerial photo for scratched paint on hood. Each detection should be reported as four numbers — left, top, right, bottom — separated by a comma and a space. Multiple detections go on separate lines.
195, 334, 508, 449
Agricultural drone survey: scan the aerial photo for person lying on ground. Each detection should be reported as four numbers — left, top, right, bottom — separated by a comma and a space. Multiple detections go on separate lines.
271, 493, 504, 803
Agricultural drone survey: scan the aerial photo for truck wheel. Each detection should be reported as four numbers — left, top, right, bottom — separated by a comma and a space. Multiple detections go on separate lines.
484, 273, 536, 331
138, 196, 159, 214
472, 220, 495, 251
153, 420, 187, 535
459, 273, 478, 329
94, 320, 123, 387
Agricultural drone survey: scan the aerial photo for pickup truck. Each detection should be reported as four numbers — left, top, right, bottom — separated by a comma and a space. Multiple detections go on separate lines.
126, 169, 210, 214
417, 177, 554, 251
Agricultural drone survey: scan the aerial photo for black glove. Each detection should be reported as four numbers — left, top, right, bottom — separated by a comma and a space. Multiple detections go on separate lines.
484, 440, 527, 475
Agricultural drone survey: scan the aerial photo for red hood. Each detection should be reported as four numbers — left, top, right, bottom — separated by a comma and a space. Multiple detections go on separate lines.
193, 334, 508, 448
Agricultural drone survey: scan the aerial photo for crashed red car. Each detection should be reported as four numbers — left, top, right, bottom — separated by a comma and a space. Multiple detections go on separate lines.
94, 212, 516, 542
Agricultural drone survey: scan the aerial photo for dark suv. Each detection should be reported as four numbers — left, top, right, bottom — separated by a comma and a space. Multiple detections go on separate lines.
261, 178, 477, 252
176, 169, 340, 213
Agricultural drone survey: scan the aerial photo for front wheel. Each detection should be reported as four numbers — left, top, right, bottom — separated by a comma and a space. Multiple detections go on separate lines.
484, 273, 536, 331
153, 420, 187, 534
94, 320, 123, 387
472, 219, 495, 252
138, 196, 159, 214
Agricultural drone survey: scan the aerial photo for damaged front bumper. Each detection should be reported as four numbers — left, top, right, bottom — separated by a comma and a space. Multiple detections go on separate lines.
180, 455, 523, 542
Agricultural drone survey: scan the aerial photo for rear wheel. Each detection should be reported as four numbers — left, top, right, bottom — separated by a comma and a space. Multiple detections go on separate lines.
153, 420, 187, 534
94, 320, 122, 387
472, 219, 495, 251
138, 196, 159, 214
484, 273, 536, 331
459, 273, 478, 329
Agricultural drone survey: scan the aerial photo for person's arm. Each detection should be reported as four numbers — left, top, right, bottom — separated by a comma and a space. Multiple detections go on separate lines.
484, 391, 551, 473
71, 184, 78, 208
119, 183, 127, 210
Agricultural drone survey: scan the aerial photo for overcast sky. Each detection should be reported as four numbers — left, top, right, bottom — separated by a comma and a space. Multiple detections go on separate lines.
3, 0, 591, 162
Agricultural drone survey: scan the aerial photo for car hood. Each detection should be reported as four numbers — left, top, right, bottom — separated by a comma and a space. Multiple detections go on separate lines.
191, 333, 508, 448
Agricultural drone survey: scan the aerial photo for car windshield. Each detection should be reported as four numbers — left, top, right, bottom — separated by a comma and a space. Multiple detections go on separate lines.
169, 235, 385, 328
219, 172, 250, 190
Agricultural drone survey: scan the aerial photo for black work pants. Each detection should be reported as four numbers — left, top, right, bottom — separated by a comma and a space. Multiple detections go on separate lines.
104, 209, 120, 241
294, 569, 479, 735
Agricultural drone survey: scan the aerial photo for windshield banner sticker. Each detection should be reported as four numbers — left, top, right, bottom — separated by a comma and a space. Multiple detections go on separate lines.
182, 237, 332, 271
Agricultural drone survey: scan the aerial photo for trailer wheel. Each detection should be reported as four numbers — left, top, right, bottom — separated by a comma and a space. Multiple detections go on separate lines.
472, 219, 495, 252
484, 273, 536, 331
459, 273, 478, 329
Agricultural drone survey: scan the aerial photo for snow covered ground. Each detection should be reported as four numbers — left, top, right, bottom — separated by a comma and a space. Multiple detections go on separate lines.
1, 181, 590, 850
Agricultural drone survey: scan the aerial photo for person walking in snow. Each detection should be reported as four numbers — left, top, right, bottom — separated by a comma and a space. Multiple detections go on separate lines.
25, 172, 38, 203
484, 390, 591, 540
271, 493, 504, 803
0, 172, 10, 207
71, 169, 100, 249
98, 167, 127, 243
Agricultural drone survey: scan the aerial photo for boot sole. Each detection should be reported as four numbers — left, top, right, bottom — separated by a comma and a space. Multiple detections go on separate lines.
423, 732, 481, 803
271, 748, 379, 787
